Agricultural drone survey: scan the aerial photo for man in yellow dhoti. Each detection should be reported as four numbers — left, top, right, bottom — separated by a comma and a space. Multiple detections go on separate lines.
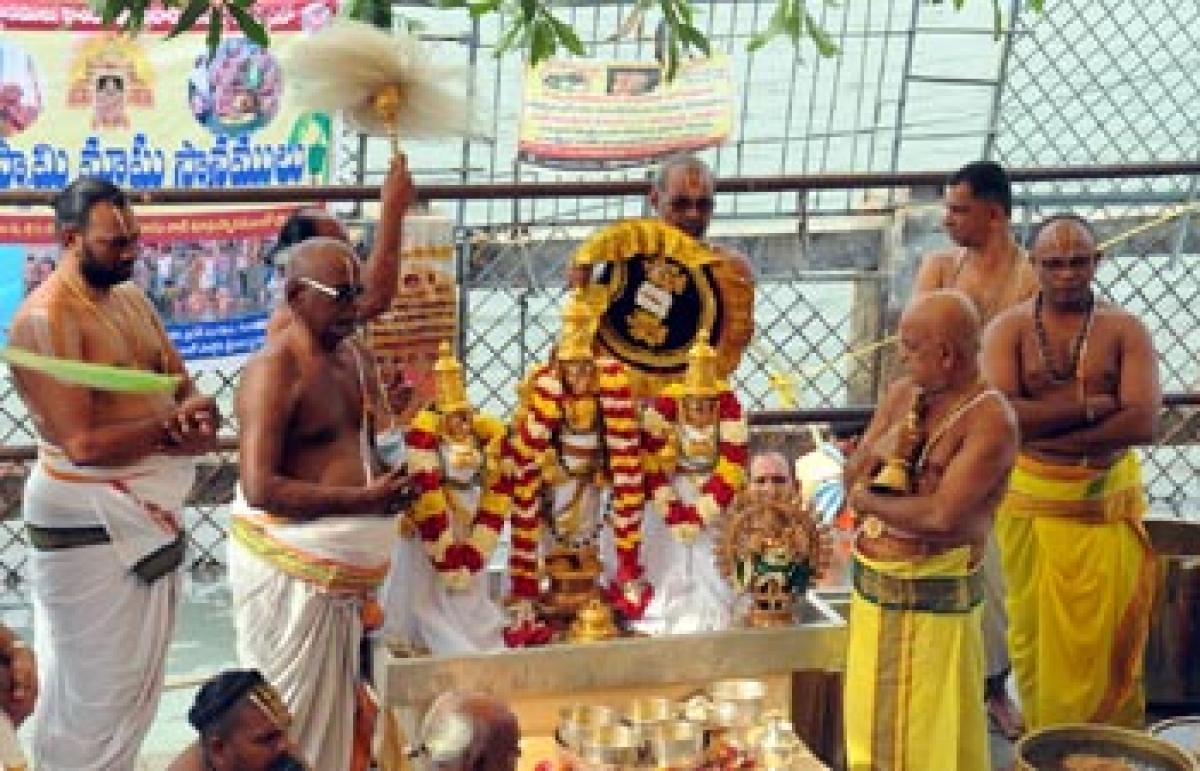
982, 215, 1160, 730
233, 238, 416, 770
844, 290, 1018, 770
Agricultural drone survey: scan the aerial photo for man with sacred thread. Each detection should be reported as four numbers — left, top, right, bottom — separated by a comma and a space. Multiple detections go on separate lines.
10, 177, 219, 768
379, 341, 514, 655
982, 214, 1160, 730
231, 238, 416, 771
504, 291, 651, 645
843, 290, 1018, 770
636, 336, 748, 634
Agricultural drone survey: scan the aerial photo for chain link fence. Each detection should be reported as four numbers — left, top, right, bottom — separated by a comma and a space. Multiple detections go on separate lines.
0, 0, 1195, 580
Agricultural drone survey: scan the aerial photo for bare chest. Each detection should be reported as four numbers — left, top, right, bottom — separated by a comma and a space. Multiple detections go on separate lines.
1017, 318, 1120, 398
292, 359, 366, 443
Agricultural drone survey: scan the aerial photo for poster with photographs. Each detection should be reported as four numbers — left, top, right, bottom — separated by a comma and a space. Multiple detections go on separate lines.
366, 211, 457, 428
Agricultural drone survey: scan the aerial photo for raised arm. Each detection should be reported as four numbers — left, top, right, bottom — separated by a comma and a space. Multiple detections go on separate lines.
356, 154, 416, 321
980, 310, 1116, 439
849, 399, 1017, 539
9, 305, 175, 466
1026, 316, 1160, 454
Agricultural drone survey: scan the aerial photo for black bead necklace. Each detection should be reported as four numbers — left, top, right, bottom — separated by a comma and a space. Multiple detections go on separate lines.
1033, 290, 1095, 384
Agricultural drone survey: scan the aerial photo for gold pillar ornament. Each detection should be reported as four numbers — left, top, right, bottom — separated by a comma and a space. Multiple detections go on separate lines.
557, 290, 599, 362
432, 340, 470, 415
681, 336, 721, 398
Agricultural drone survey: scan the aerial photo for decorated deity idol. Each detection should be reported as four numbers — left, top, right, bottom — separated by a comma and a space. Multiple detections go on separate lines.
637, 338, 749, 634
716, 486, 822, 628
378, 342, 513, 655
504, 292, 651, 646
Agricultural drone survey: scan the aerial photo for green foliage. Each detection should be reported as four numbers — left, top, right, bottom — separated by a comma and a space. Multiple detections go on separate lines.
93, 0, 1043, 75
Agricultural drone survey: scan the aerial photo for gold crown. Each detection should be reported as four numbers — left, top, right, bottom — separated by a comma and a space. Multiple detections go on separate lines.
557, 291, 598, 362
433, 341, 471, 414
681, 336, 720, 398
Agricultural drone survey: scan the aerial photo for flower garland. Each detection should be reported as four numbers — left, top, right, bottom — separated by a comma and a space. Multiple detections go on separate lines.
506, 359, 648, 617
642, 385, 749, 543
405, 409, 514, 590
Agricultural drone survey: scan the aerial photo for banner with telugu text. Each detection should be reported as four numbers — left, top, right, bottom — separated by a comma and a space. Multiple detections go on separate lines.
518, 56, 733, 171
0, 0, 337, 360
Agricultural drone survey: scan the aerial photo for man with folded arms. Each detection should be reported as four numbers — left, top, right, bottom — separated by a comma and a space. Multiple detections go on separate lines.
844, 290, 1017, 769
983, 214, 1159, 729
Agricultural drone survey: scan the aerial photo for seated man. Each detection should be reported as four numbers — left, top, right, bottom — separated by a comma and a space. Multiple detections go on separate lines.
168, 669, 305, 771
414, 691, 521, 771
843, 290, 1018, 770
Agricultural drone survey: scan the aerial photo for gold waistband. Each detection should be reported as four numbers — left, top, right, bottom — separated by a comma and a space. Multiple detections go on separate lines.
852, 557, 983, 614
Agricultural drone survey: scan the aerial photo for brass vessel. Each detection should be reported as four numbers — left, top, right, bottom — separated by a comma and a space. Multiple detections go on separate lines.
1015, 723, 1197, 771
567, 598, 620, 643
869, 388, 923, 496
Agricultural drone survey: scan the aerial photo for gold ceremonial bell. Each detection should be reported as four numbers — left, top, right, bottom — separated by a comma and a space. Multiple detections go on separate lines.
868, 389, 923, 496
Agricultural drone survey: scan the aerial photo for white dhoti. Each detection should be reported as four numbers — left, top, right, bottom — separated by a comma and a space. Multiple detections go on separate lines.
637, 475, 734, 635
24, 447, 196, 770
228, 493, 394, 771
381, 473, 507, 654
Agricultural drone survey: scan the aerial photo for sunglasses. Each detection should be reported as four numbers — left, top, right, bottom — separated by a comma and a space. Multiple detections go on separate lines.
753, 474, 790, 485
298, 276, 364, 304
667, 196, 715, 214
1036, 252, 1099, 271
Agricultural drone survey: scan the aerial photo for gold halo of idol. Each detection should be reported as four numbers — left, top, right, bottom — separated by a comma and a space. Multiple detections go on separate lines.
571, 219, 753, 398
716, 487, 822, 628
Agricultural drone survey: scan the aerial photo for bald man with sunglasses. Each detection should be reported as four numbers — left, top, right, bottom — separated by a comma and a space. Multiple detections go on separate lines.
231, 238, 417, 770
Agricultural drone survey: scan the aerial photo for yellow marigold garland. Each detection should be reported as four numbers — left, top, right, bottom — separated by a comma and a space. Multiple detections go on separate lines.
506, 358, 647, 603
405, 408, 514, 590
642, 384, 749, 543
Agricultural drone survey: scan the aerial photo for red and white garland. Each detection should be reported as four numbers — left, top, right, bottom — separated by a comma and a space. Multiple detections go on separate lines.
405, 410, 514, 590
642, 386, 749, 543
506, 359, 649, 617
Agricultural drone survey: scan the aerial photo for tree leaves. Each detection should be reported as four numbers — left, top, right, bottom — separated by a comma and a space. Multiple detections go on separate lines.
748, 0, 839, 57
166, 0, 207, 39
94, 0, 1045, 76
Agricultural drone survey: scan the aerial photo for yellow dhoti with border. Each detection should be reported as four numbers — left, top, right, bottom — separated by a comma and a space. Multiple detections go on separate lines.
845, 545, 988, 771
995, 451, 1155, 730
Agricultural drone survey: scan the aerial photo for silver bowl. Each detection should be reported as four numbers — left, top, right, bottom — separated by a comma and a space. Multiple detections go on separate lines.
557, 704, 619, 752
1151, 718, 1200, 759
645, 720, 705, 768
1016, 723, 1197, 771
710, 679, 767, 729
579, 723, 640, 767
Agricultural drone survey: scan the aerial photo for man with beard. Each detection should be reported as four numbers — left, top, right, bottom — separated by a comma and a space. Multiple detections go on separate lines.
983, 215, 1159, 730
910, 160, 1036, 739
8, 176, 219, 767
231, 237, 416, 770
169, 669, 306, 771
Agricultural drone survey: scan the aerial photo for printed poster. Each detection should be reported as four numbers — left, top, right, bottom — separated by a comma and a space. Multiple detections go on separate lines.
0, 0, 336, 360
518, 56, 733, 170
